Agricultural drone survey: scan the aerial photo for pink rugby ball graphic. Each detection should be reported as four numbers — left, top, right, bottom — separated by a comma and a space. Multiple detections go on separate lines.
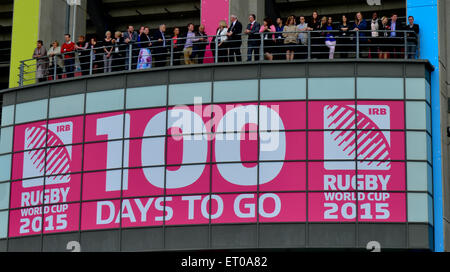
325, 105, 391, 168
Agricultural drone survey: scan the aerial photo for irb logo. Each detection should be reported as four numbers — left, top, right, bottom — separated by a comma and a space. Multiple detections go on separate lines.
323, 105, 391, 170
22, 122, 73, 188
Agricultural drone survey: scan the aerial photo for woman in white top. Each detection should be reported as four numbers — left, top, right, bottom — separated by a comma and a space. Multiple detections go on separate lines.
216, 20, 228, 62
47, 41, 63, 80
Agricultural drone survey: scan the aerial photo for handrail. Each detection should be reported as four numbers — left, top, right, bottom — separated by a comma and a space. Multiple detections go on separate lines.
18, 29, 420, 86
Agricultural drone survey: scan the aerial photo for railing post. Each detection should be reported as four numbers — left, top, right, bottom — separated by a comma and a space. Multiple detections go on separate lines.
215, 36, 219, 63
53, 56, 57, 80
404, 31, 408, 60
356, 31, 360, 59
260, 32, 264, 61
307, 31, 311, 59
170, 39, 174, 66
128, 43, 133, 70
89, 47, 93, 75
19, 61, 24, 86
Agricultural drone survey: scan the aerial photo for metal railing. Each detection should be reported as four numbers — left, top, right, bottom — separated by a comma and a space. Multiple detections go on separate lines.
17, 29, 420, 86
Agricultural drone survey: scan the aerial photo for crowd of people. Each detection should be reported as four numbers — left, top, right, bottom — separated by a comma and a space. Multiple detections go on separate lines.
30, 11, 420, 83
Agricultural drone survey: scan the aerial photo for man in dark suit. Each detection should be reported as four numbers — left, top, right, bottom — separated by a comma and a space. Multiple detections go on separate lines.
387, 14, 404, 58
406, 16, 420, 59
152, 24, 168, 67
244, 14, 261, 61
227, 14, 243, 62
123, 25, 138, 69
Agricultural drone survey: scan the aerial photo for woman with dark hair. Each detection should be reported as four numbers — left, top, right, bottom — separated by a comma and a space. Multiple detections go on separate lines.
324, 17, 337, 59
338, 15, 351, 58
283, 15, 299, 61
259, 17, 276, 60
171, 27, 182, 65
308, 11, 321, 58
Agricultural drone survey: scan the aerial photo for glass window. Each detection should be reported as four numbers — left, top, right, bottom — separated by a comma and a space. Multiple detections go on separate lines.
426, 103, 431, 134
1, 105, 14, 126
86, 89, 124, 114
406, 78, 426, 100
126, 85, 167, 109
260, 78, 306, 101
407, 162, 432, 193
357, 78, 403, 99
407, 132, 429, 161
15, 99, 48, 124
406, 102, 427, 130
425, 81, 431, 103
213, 80, 258, 103
49, 94, 85, 118
308, 78, 355, 100
408, 193, 433, 224
0, 211, 7, 238
0, 155, 11, 182
169, 82, 211, 105
0, 127, 13, 154
0, 182, 9, 210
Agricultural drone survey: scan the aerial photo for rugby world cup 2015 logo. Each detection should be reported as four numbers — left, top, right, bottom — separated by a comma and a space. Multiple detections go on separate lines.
22, 122, 73, 188
324, 105, 391, 170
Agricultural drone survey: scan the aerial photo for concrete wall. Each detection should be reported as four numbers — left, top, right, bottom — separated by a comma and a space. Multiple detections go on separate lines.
438, 0, 450, 252
39, 0, 87, 47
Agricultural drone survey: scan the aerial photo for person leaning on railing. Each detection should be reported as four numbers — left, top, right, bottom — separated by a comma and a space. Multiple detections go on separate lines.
47, 40, 63, 80
32, 40, 48, 83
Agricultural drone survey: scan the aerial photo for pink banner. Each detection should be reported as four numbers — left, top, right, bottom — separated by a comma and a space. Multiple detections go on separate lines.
201, 0, 230, 63
9, 101, 407, 236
